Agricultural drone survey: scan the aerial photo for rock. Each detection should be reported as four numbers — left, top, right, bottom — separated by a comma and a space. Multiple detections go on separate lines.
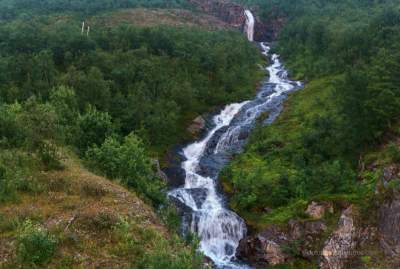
383, 165, 399, 187
163, 166, 186, 188
151, 159, 168, 182
320, 205, 358, 269
163, 145, 187, 187
304, 220, 327, 236
187, 115, 206, 137
306, 201, 333, 219
236, 225, 288, 267
378, 197, 400, 259
288, 219, 303, 240
187, 0, 280, 41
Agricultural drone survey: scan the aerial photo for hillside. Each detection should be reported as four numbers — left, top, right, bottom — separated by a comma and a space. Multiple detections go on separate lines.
0, 154, 202, 268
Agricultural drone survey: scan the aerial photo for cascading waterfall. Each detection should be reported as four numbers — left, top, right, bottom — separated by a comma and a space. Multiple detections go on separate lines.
169, 11, 302, 269
244, 10, 255, 42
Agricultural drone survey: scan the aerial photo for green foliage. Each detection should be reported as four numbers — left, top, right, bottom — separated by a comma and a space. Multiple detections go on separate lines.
135, 235, 203, 269
112, 218, 203, 269
76, 106, 114, 153
49, 85, 79, 143
0, 149, 41, 203
86, 133, 165, 206
16, 220, 57, 266
0, 18, 261, 152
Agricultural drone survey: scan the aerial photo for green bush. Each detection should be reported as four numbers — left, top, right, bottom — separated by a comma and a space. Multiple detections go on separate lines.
38, 141, 64, 170
135, 236, 203, 269
0, 164, 16, 203
76, 106, 114, 154
86, 133, 165, 206
16, 220, 57, 266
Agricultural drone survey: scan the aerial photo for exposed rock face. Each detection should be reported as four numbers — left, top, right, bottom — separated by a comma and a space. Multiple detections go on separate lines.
188, 0, 245, 27
187, 0, 279, 41
320, 206, 358, 269
237, 225, 289, 267
378, 195, 400, 260
237, 220, 327, 267
306, 201, 333, 220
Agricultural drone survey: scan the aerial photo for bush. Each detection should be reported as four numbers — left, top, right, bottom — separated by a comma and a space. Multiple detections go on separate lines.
16, 220, 57, 266
76, 106, 114, 153
86, 133, 166, 206
135, 235, 203, 269
0, 164, 16, 203
38, 140, 64, 170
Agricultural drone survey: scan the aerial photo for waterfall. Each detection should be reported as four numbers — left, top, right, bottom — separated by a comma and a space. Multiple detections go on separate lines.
244, 10, 255, 42
168, 43, 302, 268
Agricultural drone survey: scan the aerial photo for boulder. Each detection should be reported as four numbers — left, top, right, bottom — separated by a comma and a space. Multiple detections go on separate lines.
319, 205, 358, 269
236, 225, 289, 267
187, 115, 206, 137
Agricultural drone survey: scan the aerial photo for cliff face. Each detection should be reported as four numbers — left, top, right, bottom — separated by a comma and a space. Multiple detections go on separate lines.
187, 0, 280, 41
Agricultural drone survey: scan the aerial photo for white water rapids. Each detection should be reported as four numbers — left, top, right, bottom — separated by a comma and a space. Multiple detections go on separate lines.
168, 11, 302, 269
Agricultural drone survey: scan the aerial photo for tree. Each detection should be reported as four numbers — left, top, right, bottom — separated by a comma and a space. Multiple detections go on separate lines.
76, 105, 114, 153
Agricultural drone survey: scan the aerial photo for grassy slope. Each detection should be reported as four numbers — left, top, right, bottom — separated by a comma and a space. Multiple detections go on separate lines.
92, 8, 231, 30
0, 153, 183, 268
222, 77, 339, 230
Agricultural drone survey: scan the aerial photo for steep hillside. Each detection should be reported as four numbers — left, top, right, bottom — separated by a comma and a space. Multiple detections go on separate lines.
0, 153, 202, 268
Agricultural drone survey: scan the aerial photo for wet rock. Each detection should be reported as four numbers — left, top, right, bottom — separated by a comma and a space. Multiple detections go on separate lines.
187, 115, 206, 137
378, 196, 400, 259
185, 188, 208, 209
163, 145, 186, 187
306, 201, 333, 220
236, 225, 289, 267
163, 166, 186, 188
320, 205, 358, 269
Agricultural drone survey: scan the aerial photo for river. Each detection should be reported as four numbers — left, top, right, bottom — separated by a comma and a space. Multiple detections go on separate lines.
168, 10, 302, 268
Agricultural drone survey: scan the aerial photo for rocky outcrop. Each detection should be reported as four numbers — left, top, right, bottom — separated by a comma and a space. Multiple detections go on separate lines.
237, 225, 289, 267
188, 0, 245, 27
187, 0, 280, 41
378, 195, 400, 260
306, 201, 334, 220
237, 220, 327, 267
320, 206, 359, 269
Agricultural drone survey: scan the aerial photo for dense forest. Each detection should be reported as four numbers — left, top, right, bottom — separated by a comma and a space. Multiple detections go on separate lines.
224, 0, 400, 225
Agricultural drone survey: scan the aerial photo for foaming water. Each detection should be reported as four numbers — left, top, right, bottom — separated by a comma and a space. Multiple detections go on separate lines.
168, 42, 302, 268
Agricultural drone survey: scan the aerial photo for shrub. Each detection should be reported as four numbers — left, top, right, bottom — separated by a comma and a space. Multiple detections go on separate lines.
16, 220, 57, 266
76, 106, 114, 153
38, 140, 64, 170
0, 164, 16, 202
135, 235, 203, 269
86, 133, 166, 206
